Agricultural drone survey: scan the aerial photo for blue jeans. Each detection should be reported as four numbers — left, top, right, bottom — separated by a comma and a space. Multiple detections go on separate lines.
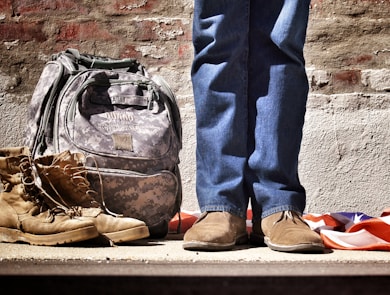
192, 0, 311, 222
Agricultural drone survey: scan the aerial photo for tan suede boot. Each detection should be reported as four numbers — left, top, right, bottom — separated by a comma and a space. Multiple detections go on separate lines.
261, 211, 324, 253
0, 146, 99, 246
34, 150, 149, 244
183, 211, 248, 251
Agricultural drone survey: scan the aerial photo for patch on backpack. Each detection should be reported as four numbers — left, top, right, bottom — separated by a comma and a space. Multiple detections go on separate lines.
112, 133, 133, 151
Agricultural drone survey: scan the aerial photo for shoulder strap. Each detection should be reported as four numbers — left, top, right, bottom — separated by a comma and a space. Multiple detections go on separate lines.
152, 75, 182, 147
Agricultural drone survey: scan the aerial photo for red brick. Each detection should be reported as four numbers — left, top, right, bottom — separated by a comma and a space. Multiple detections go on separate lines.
0, 22, 46, 41
57, 22, 115, 41
0, 0, 12, 15
12, 0, 87, 15
333, 70, 361, 85
178, 43, 192, 59
342, 54, 374, 66
119, 44, 143, 60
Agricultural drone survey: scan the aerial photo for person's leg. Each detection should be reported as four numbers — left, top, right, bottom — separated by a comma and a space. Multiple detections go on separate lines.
248, 0, 309, 217
183, 0, 250, 250
247, 0, 324, 252
191, 0, 250, 219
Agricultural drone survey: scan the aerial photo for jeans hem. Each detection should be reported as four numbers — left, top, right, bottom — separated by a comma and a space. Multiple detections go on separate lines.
261, 206, 303, 219
200, 205, 247, 220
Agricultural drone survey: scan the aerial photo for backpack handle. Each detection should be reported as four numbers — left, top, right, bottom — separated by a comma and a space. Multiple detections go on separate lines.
60, 48, 142, 72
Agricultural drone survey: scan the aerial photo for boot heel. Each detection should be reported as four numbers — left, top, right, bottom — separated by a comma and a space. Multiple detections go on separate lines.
0, 227, 26, 243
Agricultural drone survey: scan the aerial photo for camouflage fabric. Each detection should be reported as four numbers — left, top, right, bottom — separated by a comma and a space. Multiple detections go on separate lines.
87, 168, 178, 227
56, 70, 180, 173
25, 49, 182, 236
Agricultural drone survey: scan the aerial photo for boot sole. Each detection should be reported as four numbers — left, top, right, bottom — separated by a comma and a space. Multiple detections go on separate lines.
102, 225, 150, 243
183, 233, 248, 251
0, 226, 99, 246
264, 236, 325, 253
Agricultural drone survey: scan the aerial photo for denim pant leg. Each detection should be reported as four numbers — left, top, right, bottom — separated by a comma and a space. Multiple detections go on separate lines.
192, 0, 251, 219
247, 0, 311, 220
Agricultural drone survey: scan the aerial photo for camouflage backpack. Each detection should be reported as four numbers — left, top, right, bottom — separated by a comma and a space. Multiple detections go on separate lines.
25, 48, 182, 238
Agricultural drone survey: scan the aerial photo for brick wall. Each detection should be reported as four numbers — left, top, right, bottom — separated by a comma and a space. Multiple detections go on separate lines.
1, 1, 388, 99
0, 0, 389, 215
302, 0, 390, 215
0, 0, 193, 100
306, 0, 390, 94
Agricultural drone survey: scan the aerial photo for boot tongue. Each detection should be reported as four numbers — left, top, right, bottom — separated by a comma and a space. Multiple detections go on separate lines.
79, 207, 103, 217
37, 150, 103, 210
54, 151, 81, 168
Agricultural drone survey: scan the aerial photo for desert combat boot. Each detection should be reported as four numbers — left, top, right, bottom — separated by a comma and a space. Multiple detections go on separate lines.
34, 150, 150, 244
0, 146, 99, 246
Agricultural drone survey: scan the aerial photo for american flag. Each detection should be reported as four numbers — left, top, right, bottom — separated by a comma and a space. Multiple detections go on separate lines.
169, 208, 390, 251
304, 209, 390, 251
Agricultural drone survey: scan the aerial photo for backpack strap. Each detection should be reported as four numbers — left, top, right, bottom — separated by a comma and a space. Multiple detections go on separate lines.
152, 75, 182, 147
53, 48, 144, 73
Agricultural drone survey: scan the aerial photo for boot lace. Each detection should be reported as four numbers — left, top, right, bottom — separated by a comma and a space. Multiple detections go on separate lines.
275, 211, 299, 224
84, 155, 123, 217
42, 153, 122, 217
19, 155, 46, 206
19, 155, 71, 217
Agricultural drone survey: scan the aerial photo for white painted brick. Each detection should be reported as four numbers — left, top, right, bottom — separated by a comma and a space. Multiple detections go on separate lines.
361, 69, 390, 92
